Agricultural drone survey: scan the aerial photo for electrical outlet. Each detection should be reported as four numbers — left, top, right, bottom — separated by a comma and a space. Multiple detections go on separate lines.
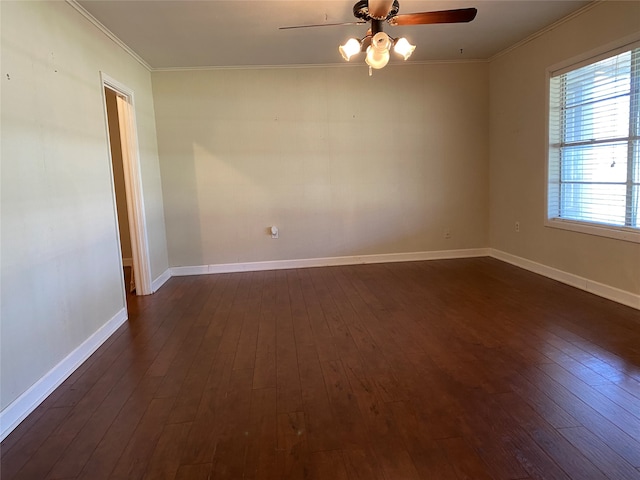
515, 221, 520, 233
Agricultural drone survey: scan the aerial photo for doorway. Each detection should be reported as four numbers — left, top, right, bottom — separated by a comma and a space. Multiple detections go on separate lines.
104, 87, 135, 293
101, 73, 153, 296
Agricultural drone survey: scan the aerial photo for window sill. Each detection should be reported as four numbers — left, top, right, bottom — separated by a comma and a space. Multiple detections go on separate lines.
545, 218, 640, 244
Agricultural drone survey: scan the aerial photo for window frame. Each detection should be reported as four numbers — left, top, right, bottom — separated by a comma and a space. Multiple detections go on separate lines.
545, 34, 640, 244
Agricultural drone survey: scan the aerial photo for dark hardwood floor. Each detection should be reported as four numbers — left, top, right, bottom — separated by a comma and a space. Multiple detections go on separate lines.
2, 257, 640, 479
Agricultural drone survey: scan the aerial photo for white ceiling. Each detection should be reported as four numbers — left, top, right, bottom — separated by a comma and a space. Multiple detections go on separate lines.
76, 0, 592, 69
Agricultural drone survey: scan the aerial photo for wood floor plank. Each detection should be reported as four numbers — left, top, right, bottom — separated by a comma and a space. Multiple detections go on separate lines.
296, 343, 340, 453
538, 362, 640, 439
439, 436, 494, 480
455, 391, 530, 480
153, 323, 209, 400
173, 463, 213, 479
218, 272, 254, 355
387, 401, 459, 480
162, 278, 237, 423
209, 367, 254, 479
46, 372, 159, 479
341, 359, 386, 431
3, 258, 639, 480
298, 268, 339, 362
274, 270, 304, 414
307, 449, 350, 480
0, 406, 71, 480
276, 411, 308, 479
558, 426, 640, 480
158, 324, 210, 420
243, 387, 278, 480
341, 446, 387, 480
109, 396, 176, 479
253, 324, 277, 390
320, 359, 368, 447
329, 267, 393, 373
520, 366, 640, 467
508, 371, 582, 430
144, 277, 212, 378
75, 375, 163, 480
497, 391, 609, 479
179, 352, 235, 465
396, 352, 467, 441
232, 271, 264, 372
253, 271, 278, 390
11, 431, 75, 480
152, 276, 229, 400
370, 435, 423, 480
210, 433, 250, 480
466, 391, 574, 480
287, 269, 315, 349
142, 422, 192, 480
593, 382, 640, 420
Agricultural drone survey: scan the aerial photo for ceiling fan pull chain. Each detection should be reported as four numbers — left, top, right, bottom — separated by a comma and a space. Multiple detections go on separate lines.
369, 65, 373, 76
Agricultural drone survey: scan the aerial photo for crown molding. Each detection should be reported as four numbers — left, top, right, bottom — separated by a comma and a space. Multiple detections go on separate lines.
151, 58, 487, 73
488, 1, 601, 62
65, 0, 152, 72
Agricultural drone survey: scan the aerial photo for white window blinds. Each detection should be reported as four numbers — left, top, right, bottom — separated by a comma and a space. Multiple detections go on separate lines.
548, 46, 640, 233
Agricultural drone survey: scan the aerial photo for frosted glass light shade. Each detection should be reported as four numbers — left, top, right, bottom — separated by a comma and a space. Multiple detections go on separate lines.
371, 32, 391, 52
365, 45, 390, 69
365, 32, 391, 69
339, 38, 361, 61
394, 37, 416, 60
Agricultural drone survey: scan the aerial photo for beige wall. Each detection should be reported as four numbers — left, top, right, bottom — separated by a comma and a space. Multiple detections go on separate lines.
0, 1, 168, 410
489, 1, 640, 295
152, 63, 490, 267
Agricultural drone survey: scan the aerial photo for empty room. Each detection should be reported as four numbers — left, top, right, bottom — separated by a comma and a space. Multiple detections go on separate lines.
1, 0, 639, 479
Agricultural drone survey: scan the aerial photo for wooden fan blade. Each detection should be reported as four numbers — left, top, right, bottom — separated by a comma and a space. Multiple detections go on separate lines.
279, 21, 366, 30
388, 8, 477, 26
368, 0, 395, 19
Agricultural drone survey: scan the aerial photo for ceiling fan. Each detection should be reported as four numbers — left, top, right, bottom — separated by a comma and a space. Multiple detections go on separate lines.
280, 0, 477, 74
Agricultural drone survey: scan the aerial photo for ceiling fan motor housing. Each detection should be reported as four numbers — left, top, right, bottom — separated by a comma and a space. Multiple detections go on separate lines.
353, 0, 400, 21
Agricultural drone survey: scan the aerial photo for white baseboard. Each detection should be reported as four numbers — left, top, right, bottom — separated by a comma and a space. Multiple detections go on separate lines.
151, 268, 171, 293
490, 249, 640, 310
170, 248, 492, 277
0, 308, 128, 442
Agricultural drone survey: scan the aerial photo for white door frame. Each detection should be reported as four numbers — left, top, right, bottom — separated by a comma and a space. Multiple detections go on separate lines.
101, 72, 153, 296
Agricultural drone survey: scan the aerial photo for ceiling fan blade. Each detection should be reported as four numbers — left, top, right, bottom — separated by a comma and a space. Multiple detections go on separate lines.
388, 8, 477, 26
368, 0, 395, 19
279, 21, 366, 30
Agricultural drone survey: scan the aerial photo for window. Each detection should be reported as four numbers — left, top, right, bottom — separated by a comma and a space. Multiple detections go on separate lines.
547, 43, 640, 243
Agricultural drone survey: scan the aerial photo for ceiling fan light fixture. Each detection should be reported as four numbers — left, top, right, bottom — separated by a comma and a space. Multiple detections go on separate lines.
285, 2, 478, 74
339, 38, 362, 61
394, 37, 416, 60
